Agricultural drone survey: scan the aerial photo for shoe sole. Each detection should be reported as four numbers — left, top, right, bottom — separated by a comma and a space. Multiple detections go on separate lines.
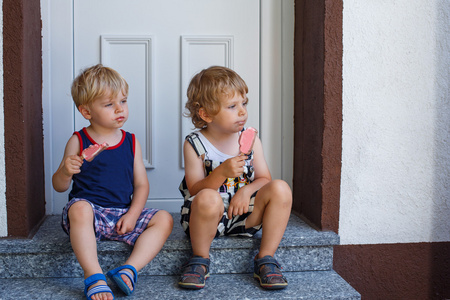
253, 273, 288, 290
178, 273, 210, 289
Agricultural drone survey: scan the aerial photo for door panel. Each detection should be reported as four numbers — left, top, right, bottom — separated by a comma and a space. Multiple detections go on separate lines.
69, 0, 260, 211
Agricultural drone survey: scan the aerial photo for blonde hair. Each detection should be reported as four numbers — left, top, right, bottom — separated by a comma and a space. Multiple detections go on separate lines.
185, 66, 248, 128
71, 64, 129, 108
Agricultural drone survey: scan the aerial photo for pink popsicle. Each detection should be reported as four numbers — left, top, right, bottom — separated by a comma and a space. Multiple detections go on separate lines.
81, 142, 109, 162
239, 127, 258, 154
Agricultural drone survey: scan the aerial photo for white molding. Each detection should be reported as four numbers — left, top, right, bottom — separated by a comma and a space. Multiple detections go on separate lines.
145, 198, 183, 213
44, 0, 75, 214
281, 0, 295, 187
180, 35, 234, 167
260, 0, 282, 180
181, 35, 234, 69
101, 35, 155, 168
259, 0, 294, 186
41, 0, 53, 216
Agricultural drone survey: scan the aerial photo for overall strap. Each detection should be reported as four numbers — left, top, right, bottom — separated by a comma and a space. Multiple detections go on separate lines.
186, 132, 207, 158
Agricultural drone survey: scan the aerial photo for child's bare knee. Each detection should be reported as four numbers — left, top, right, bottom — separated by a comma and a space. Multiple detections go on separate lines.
68, 201, 93, 222
269, 180, 292, 205
192, 189, 223, 214
146, 210, 173, 233
157, 210, 174, 229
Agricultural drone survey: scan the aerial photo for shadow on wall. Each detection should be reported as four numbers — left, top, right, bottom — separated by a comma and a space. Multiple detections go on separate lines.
432, 0, 450, 298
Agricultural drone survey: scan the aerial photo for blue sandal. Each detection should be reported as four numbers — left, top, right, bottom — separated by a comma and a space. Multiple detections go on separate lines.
253, 255, 288, 289
107, 265, 137, 296
178, 256, 210, 289
84, 273, 115, 300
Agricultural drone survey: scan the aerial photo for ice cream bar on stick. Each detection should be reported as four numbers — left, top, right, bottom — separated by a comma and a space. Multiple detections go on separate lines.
81, 142, 109, 162
239, 127, 258, 155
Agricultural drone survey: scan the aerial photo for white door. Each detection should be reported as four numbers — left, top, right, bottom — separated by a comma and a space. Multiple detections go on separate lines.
46, 0, 262, 213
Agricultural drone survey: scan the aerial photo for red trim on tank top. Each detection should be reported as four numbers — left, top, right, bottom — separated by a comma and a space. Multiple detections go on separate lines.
81, 127, 126, 150
132, 133, 135, 157
74, 131, 83, 155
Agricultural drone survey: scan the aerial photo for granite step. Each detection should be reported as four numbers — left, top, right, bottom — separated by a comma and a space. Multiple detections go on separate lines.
0, 213, 360, 299
0, 271, 360, 299
0, 213, 340, 279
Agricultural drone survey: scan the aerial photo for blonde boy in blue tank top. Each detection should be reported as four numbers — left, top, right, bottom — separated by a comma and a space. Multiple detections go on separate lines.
52, 64, 173, 300
178, 66, 292, 290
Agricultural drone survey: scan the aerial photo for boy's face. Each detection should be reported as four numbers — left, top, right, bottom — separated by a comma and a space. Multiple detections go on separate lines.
206, 93, 248, 133
80, 91, 129, 129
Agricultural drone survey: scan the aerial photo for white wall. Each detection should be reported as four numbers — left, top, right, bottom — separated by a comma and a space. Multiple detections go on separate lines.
340, 0, 450, 244
0, 0, 6, 237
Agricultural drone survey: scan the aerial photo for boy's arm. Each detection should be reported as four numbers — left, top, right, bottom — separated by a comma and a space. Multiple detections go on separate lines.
116, 137, 149, 234
52, 135, 83, 192
128, 138, 150, 216
184, 139, 248, 196
184, 139, 215, 196
227, 137, 271, 218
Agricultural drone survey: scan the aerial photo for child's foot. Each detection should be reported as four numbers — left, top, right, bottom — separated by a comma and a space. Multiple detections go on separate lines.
178, 256, 210, 289
119, 268, 134, 292
84, 273, 114, 300
253, 255, 288, 290
88, 280, 114, 300
107, 264, 137, 296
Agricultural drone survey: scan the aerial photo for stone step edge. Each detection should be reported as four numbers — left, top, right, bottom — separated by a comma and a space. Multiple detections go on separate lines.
0, 243, 335, 278
0, 214, 340, 255
0, 270, 361, 300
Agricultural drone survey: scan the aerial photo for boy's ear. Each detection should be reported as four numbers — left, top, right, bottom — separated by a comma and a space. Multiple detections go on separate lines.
78, 105, 92, 120
198, 107, 212, 123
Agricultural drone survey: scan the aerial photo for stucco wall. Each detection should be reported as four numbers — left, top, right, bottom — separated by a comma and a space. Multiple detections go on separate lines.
340, 0, 450, 244
0, 0, 6, 237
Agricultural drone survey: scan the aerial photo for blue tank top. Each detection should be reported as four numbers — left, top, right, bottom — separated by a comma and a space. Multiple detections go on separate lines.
69, 128, 135, 208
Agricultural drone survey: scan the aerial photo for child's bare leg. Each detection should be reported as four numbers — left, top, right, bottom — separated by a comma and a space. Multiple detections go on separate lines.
118, 210, 173, 290
189, 189, 224, 259
126, 210, 173, 269
246, 180, 292, 258
68, 201, 113, 300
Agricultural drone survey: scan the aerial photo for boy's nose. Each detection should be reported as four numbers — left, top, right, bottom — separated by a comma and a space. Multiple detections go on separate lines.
115, 103, 124, 112
238, 105, 247, 116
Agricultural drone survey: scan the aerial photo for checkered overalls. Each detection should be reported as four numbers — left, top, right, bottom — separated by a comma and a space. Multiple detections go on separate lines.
179, 131, 262, 237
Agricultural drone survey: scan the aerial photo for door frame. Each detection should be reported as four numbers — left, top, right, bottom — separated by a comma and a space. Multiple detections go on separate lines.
3, 0, 342, 236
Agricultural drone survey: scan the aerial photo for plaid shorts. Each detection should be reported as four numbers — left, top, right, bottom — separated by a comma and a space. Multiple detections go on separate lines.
61, 198, 159, 246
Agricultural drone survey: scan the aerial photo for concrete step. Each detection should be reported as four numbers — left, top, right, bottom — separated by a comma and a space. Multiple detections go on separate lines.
0, 271, 360, 299
0, 214, 340, 279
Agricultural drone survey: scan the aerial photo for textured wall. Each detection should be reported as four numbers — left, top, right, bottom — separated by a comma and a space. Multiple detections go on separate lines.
334, 242, 450, 299
3, 0, 45, 237
340, 0, 450, 244
0, 0, 5, 237
293, 0, 343, 232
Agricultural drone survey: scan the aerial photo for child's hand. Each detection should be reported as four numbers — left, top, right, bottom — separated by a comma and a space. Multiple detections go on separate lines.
228, 189, 251, 219
218, 155, 247, 178
116, 213, 137, 235
62, 155, 83, 177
